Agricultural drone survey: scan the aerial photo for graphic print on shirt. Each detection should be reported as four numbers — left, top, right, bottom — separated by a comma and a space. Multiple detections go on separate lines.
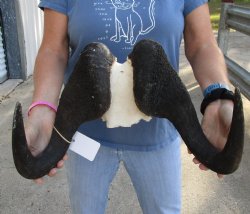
109, 0, 155, 46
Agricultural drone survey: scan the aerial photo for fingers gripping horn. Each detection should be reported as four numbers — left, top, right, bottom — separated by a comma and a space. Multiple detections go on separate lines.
12, 43, 114, 179
129, 39, 244, 174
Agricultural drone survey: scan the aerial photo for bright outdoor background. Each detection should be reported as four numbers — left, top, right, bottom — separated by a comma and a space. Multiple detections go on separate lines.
209, 0, 250, 30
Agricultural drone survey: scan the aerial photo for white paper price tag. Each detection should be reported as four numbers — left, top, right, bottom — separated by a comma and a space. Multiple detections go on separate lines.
69, 131, 100, 161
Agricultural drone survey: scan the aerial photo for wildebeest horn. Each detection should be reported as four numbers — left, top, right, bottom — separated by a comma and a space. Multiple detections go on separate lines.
129, 39, 244, 174
12, 43, 114, 179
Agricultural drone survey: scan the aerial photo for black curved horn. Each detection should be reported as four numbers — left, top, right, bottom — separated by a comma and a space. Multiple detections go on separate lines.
129, 39, 244, 174
12, 43, 114, 179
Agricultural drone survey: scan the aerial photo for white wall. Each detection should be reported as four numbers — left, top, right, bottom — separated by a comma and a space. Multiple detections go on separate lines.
18, 0, 44, 77
0, 29, 8, 83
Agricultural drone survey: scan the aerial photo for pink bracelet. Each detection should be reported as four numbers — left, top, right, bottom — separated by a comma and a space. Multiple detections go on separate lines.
28, 101, 58, 116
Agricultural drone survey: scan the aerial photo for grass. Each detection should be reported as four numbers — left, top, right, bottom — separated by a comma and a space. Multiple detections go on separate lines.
209, 0, 250, 30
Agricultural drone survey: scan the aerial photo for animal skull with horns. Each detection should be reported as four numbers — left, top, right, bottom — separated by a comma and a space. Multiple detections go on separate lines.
12, 40, 244, 179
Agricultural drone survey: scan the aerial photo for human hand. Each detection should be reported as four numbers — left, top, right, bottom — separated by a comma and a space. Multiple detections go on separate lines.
188, 99, 234, 178
25, 106, 68, 184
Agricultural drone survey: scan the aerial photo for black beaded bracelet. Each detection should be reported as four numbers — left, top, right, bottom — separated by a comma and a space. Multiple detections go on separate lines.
200, 88, 235, 115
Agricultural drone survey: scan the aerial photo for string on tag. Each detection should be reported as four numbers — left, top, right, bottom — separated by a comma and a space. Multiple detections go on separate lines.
53, 126, 71, 144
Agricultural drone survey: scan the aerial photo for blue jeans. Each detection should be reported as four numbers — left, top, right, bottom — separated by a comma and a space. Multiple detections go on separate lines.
66, 139, 181, 214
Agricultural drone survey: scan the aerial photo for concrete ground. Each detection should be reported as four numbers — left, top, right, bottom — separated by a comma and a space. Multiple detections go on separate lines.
0, 33, 249, 214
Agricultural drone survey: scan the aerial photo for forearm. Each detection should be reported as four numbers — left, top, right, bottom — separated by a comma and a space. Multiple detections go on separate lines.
31, 8, 69, 108
184, 4, 231, 92
32, 46, 68, 106
187, 42, 230, 91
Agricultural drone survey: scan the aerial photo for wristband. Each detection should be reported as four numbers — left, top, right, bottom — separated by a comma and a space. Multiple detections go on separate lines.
200, 88, 234, 115
28, 101, 58, 116
203, 83, 229, 97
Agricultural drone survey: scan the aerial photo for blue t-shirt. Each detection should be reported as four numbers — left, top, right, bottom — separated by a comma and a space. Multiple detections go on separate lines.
39, 0, 208, 151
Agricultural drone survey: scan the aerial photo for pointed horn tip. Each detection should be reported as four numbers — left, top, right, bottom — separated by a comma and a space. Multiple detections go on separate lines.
14, 102, 23, 116
234, 86, 240, 93
234, 87, 239, 96
13, 102, 23, 129
234, 87, 243, 104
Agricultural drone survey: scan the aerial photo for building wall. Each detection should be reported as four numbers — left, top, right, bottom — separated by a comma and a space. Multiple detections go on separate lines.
0, 0, 43, 81
0, 0, 24, 80
18, 0, 44, 77
0, 11, 8, 83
